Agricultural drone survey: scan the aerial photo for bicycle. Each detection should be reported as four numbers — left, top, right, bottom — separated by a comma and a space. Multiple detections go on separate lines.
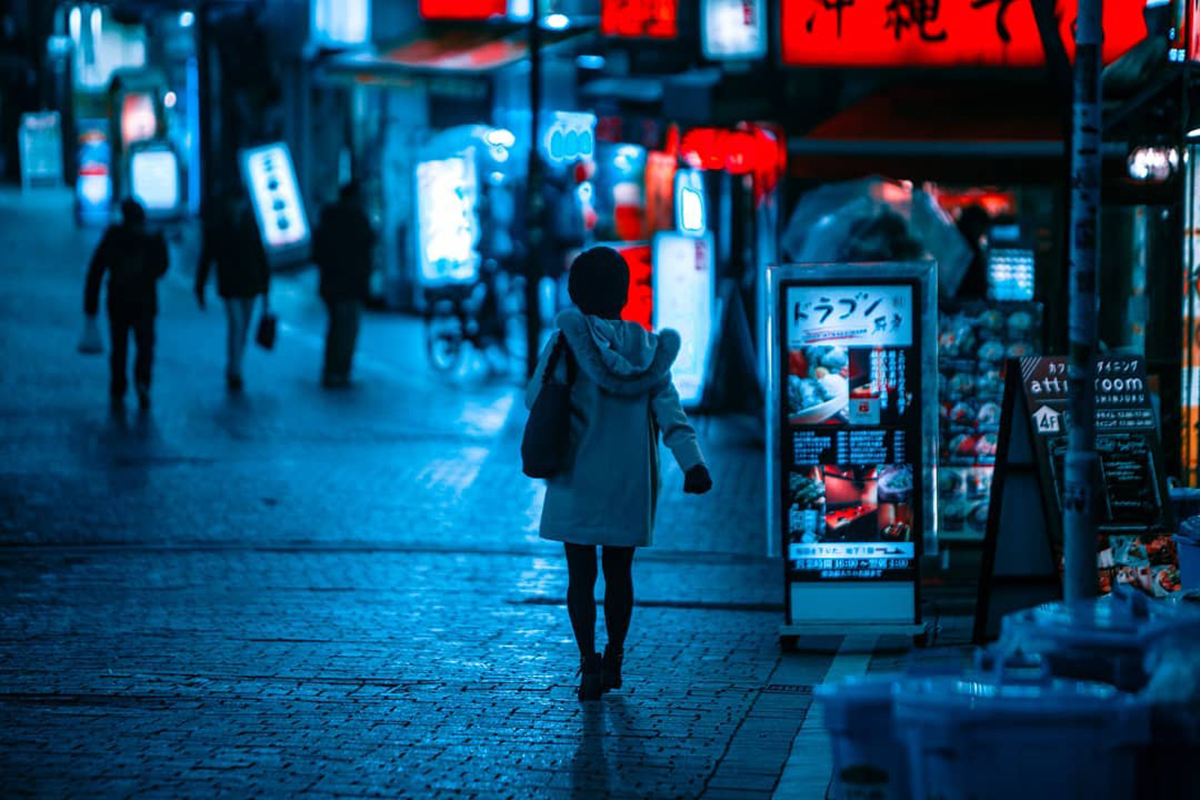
423, 267, 526, 376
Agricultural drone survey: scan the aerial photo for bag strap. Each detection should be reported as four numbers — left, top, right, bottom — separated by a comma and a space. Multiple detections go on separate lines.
543, 333, 577, 387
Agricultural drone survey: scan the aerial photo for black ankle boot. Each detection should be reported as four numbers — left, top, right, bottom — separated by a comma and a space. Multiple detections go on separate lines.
578, 652, 603, 701
602, 646, 623, 692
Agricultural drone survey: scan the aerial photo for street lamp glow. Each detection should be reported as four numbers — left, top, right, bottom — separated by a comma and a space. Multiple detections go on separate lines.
179, 11, 195, 28
545, 13, 569, 30
164, 91, 177, 108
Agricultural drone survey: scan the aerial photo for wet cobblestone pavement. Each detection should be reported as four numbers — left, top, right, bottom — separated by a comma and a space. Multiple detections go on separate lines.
0, 190, 968, 798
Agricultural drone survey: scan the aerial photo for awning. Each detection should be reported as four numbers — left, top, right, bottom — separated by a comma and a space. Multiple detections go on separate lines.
788, 83, 1126, 183
326, 30, 528, 81
323, 27, 588, 84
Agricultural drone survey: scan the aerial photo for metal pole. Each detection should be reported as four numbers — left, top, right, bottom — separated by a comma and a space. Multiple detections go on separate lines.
197, 1, 213, 217
1063, 0, 1102, 602
524, 0, 544, 379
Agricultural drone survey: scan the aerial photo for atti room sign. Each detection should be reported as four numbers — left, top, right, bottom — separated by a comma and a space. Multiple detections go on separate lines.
780, 0, 1147, 68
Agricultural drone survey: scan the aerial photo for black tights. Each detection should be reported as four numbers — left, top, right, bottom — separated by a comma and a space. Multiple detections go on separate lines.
564, 543, 635, 658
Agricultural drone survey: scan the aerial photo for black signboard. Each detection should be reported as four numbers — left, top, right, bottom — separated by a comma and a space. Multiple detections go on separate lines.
974, 356, 1180, 641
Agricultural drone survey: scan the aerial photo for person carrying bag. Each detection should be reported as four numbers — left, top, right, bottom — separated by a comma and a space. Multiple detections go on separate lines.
524, 246, 713, 701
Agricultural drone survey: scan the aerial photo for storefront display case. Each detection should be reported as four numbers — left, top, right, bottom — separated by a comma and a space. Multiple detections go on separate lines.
937, 300, 1044, 542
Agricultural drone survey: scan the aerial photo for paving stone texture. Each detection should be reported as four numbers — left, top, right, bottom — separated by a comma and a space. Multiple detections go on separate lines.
0, 189, 972, 799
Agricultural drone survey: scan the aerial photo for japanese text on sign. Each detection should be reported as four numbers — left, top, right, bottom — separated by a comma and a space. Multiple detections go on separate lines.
780, 0, 1147, 68
789, 285, 913, 348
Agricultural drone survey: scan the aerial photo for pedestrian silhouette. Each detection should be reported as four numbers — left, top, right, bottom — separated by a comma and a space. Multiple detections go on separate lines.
194, 187, 270, 392
313, 181, 375, 388
525, 246, 713, 701
84, 198, 168, 410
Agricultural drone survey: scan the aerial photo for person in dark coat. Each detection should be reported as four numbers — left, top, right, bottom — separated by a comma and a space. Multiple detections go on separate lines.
313, 182, 375, 388
84, 198, 169, 410
525, 246, 713, 701
194, 189, 270, 392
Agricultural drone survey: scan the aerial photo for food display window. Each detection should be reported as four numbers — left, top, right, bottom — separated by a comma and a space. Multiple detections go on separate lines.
937, 300, 1043, 541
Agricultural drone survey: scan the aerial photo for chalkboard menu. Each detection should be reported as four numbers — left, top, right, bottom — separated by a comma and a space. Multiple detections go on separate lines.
974, 356, 1180, 641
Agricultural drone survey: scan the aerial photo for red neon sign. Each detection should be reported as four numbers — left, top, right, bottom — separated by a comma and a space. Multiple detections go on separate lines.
617, 244, 654, 331
602, 0, 679, 39
419, 0, 506, 20
780, 0, 1147, 68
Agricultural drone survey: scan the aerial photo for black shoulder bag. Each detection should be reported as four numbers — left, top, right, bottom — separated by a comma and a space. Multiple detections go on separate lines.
521, 335, 576, 478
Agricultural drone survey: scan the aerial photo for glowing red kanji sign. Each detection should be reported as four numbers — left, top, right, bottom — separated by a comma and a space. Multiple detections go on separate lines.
419, 0, 506, 20
602, 0, 679, 39
780, 0, 1147, 67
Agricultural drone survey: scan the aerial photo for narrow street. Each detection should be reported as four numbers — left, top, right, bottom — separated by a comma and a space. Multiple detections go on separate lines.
0, 188, 857, 799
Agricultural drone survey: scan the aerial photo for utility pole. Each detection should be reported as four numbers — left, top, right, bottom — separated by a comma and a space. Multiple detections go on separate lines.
1063, 0, 1102, 602
524, 0, 544, 379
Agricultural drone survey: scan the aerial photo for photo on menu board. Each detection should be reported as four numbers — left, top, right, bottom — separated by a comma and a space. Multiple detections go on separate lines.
786, 285, 914, 428
789, 465, 914, 544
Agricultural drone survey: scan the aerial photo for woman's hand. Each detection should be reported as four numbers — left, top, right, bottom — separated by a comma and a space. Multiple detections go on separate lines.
684, 465, 713, 495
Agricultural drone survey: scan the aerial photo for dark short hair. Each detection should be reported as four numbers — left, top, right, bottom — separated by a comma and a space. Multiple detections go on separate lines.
121, 198, 146, 225
568, 246, 629, 317
339, 181, 361, 200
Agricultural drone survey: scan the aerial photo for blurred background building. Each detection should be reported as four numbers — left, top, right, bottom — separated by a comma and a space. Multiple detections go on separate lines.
2, 0, 1198, 564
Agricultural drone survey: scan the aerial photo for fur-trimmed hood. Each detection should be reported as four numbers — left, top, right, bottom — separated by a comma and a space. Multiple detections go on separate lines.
556, 309, 679, 396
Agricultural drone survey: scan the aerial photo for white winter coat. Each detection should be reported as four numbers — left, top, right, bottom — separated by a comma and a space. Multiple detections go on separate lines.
525, 309, 706, 548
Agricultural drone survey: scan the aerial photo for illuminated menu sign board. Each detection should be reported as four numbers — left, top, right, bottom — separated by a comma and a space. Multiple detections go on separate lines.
240, 143, 310, 259
129, 145, 180, 215
416, 155, 480, 286
780, 0, 1146, 68
783, 282, 921, 582
654, 232, 714, 408
771, 263, 935, 629
602, 0, 678, 39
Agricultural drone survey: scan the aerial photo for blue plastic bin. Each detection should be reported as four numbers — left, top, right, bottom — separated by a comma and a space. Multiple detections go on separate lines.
893, 665, 1148, 800
815, 674, 911, 800
1175, 535, 1200, 591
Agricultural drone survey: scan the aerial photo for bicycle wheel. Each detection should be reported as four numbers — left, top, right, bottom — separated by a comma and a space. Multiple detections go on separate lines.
425, 312, 464, 374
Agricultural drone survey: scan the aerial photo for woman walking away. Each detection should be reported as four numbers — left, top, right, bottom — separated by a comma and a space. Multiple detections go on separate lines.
526, 246, 713, 701
194, 188, 270, 392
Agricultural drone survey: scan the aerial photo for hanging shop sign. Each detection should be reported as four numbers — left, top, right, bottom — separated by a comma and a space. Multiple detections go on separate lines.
419, 0, 507, 20
674, 168, 706, 235
616, 243, 654, 330
702, 0, 766, 59
120, 92, 158, 149
415, 154, 481, 286
974, 356, 1178, 641
240, 142, 311, 262
128, 142, 181, 217
18, 112, 63, 190
75, 120, 111, 225
601, 0, 678, 39
313, 0, 370, 45
679, 124, 786, 205
542, 111, 596, 164
769, 262, 937, 631
654, 232, 715, 407
780, 0, 1147, 68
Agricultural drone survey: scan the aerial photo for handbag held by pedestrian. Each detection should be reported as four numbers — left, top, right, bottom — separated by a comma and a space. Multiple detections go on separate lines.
255, 297, 277, 351
521, 335, 575, 478
77, 315, 104, 355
